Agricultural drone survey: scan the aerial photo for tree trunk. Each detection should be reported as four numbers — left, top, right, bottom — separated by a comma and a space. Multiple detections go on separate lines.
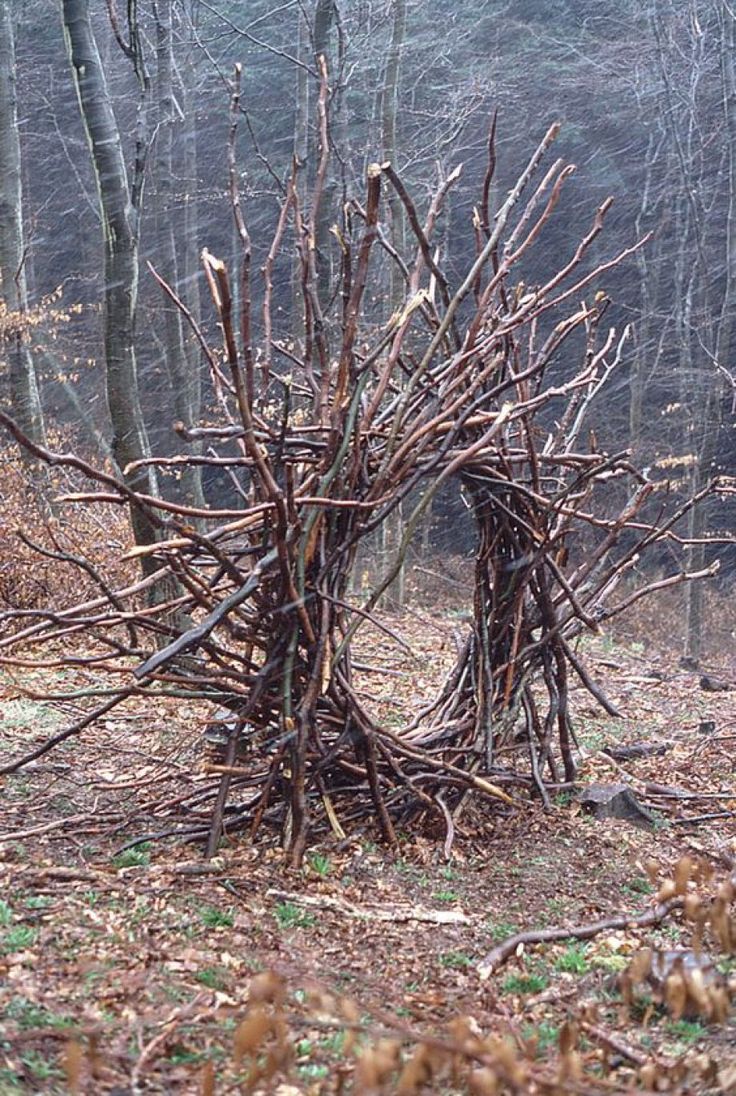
381, 0, 406, 311
292, 8, 309, 343
683, 5, 735, 662
715, 2, 736, 375
629, 132, 664, 452
312, 0, 335, 312
154, 0, 204, 509
176, 8, 203, 430
0, 0, 45, 448
379, 0, 408, 607
61, 0, 159, 562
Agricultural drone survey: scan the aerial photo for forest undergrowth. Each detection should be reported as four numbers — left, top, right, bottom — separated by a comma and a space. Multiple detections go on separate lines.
0, 565, 735, 1094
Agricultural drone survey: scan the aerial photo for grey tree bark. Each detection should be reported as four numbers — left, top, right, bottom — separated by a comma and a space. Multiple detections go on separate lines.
380, 0, 408, 608
685, 3, 736, 662
381, 0, 406, 310
153, 0, 204, 508
312, 0, 336, 312
175, 8, 203, 420
61, 0, 159, 561
292, 8, 309, 342
0, 0, 45, 449
650, 0, 732, 662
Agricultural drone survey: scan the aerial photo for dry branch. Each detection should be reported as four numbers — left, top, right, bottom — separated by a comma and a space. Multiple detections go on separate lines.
265, 889, 470, 924
0, 102, 724, 864
477, 897, 684, 981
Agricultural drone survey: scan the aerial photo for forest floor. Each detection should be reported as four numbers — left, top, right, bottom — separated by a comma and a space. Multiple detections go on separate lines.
0, 570, 735, 1094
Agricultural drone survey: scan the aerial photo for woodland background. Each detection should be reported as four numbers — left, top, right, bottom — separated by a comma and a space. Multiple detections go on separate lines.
2, 0, 735, 649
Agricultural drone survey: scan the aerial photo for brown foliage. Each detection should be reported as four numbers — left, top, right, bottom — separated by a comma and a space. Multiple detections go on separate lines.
0, 439, 134, 613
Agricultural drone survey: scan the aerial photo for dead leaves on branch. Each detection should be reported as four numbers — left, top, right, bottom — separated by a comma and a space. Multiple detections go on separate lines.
189, 957, 731, 1094
620, 857, 735, 1028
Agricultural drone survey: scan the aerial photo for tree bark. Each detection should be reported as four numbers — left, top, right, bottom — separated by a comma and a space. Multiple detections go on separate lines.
381, 0, 406, 310
154, 0, 204, 509
683, 4, 736, 662
176, 7, 203, 431
0, 0, 45, 448
379, 0, 408, 608
292, 8, 309, 344
61, 0, 159, 561
312, 0, 335, 312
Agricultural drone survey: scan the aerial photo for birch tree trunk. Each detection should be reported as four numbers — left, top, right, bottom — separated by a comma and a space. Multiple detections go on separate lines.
61, 0, 159, 560
0, 0, 45, 448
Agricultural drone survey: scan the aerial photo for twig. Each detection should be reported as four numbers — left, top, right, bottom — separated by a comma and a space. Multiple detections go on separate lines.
130, 993, 211, 1092
0, 811, 123, 844
477, 897, 683, 980
671, 811, 735, 824
265, 889, 470, 924
579, 1021, 649, 1066
0, 690, 136, 775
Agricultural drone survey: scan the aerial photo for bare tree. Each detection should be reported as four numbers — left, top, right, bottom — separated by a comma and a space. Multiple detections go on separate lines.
381, 0, 406, 309
152, 0, 204, 509
648, 0, 736, 660
61, 0, 159, 564
0, 0, 45, 449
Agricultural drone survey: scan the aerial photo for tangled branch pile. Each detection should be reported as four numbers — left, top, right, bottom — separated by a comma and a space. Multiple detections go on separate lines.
0, 95, 721, 862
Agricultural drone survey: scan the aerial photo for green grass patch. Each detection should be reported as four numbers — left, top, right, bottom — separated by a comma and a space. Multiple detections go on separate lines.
522, 1020, 559, 1053
553, 944, 589, 975
664, 1018, 707, 1044
19, 1050, 62, 1083
167, 1045, 209, 1065
622, 876, 653, 897
591, 952, 628, 974
0, 1066, 23, 1092
274, 901, 315, 930
320, 1030, 346, 1054
501, 971, 549, 995
433, 889, 459, 903
194, 967, 227, 989
1, 926, 37, 954
307, 853, 332, 877
24, 896, 52, 910
6, 997, 76, 1031
486, 919, 517, 942
112, 842, 151, 869
297, 1063, 330, 1081
438, 951, 473, 970
199, 906, 234, 929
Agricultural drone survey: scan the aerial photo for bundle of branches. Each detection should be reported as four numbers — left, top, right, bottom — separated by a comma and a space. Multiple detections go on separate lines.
0, 84, 722, 863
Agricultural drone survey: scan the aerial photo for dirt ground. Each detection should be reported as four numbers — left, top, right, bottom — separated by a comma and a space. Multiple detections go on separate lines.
0, 577, 735, 1093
